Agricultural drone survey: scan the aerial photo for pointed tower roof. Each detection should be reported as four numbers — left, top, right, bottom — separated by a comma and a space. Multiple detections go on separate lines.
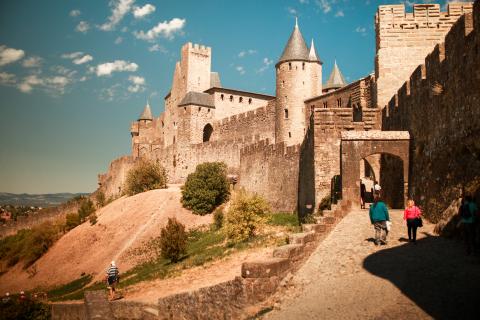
308, 39, 322, 64
324, 60, 347, 90
277, 18, 309, 66
138, 100, 153, 121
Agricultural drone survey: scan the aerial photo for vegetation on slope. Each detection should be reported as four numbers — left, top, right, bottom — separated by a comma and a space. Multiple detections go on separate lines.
124, 159, 167, 196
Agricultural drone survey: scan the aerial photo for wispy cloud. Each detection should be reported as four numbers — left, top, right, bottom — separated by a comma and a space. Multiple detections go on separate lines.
256, 58, 273, 73
238, 49, 257, 58
0, 45, 25, 66
287, 7, 298, 16
76, 21, 90, 33
22, 56, 42, 68
0, 72, 17, 85
235, 66, 245, 75
335, 10, 344, 17
17, 74, 73, 95
91, 60, 138, 76
299, 0, 309, 3
62, 52, 93, 65
61, 52, 83, 59
70, 9, 81, 17
73, 55, 93, 65
134, 18, 186, 41
133, 4, 155, 18
127, 75, 146, 92
115, 36, 123, 45
100, 83, 122, 101
316, 0, 332, 13
148, 44, 167, 53
99, 0, 135, 31
355, 26, 367, 36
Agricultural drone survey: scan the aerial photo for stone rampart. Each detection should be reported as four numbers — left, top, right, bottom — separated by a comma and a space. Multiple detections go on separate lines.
375, 2, 473, 109
98, 156, 136, 199
382, 4, 480, 222
239, 140, 300, 212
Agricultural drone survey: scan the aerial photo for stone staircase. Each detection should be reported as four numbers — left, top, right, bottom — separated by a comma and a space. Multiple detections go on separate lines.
84, 291, 114, 320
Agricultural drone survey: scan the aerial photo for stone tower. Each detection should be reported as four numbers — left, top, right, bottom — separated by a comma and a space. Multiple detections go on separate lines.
275, 19, 322, 146
323, 60, 347, 93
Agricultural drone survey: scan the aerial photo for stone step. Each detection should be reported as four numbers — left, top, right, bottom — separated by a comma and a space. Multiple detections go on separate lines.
241, 258, 290, 278
84, 290, 114, 320
288, 231, 316, 245
142, 307, 159, 320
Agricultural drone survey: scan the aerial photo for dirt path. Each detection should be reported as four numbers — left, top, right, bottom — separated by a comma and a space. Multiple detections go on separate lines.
265, 209, 480, 320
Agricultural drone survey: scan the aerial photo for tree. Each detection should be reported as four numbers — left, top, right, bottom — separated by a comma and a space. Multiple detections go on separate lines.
78, 199, 95, 223
181, 162, 230, 215
160, 218, 187, 263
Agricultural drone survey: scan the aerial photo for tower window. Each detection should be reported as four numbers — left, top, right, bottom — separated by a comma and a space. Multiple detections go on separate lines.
284, 109, 289, 119
288, 132, 292, 138
302, 62, 305, 70
337, 98, 342, 107
289, 62, 292, 70
239, 97, 243, 103
173, 136, 176, 144
282, 80, 285, 88
248, 98, 252, 104
220, 94, 224, 100
230, 95, 234, 102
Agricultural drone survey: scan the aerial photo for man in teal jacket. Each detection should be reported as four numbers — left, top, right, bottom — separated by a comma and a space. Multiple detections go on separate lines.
369, 194, 390, 245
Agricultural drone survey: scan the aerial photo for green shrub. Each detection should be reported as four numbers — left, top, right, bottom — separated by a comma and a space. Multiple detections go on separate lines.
124, 159, 167, 196
212, 205, 224, 230
181, 162, 230, 215
78, 199, 95, 223
160, 218, 187, 263
224, 190, 270, 243
0, 299, 51, 320
95, 191, 106, 208
65, 213, 81, 231
318, 195, 331, 214
89, 213, 98, 225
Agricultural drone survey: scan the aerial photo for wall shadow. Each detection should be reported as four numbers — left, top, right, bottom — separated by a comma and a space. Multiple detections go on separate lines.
298, 115, 315, 221
363, 233, 480, 319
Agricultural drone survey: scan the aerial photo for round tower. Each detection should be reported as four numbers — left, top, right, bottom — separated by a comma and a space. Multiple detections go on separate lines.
275, 19, 322, 146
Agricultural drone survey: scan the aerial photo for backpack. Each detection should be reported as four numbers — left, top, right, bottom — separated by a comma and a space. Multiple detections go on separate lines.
460, 203, 471, 219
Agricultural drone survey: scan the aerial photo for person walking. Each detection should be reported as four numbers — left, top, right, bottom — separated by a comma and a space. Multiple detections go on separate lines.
404, 199, 422, 244
106, 261, 119, 301
369, 194, 390, 245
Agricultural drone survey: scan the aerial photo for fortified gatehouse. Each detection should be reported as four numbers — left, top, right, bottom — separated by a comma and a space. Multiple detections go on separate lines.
99, 2, 475, 217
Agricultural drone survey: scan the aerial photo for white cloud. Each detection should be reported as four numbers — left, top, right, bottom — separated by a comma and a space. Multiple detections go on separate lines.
287, 7, 298, 15
76, 21, 90, 33
335, 10, 344, 17
134, 18, 186, 41
355, 26, 367, 36
316, 0, 332, 13
99, 0, 135, 31
100, 84, 121, 101
127, 75, 146, 92
257, 57, 273, 73
299, 0, 309, 3
92, 60, 138, 76
235, 66, 245, 75
70, 9, 81, 17
0, 72, 16, 85
148, 44, 167, 53
133, 4, 155, 18
62, 52, 83, 59
114, 36, 123, 44
73, 54, 93, 65
22, 56, 42, 68
17, 74, 71, 94
0, 45, 25, 66
238, 49, 257, 58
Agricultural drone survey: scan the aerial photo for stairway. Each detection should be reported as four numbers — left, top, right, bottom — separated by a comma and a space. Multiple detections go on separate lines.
84, 291, 114, 320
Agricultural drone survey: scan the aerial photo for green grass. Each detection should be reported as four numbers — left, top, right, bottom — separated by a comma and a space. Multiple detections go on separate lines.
267, 212, 301, 233
47, 274, 92, 300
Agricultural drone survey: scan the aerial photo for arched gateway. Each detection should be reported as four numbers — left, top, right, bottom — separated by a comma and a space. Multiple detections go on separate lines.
341, 131, 410, 208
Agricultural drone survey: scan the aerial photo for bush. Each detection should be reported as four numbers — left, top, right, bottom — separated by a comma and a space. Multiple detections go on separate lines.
89, 213, 98, 225
160, 218, 187, 263
78, 199, 95, 223
181, 162, 230, 215
318, 195, 331, 214
65, 213, 81, 231
124, 159, 167, 196
95, 191, 106, 208
224, 190, 270, 243
212, 205, 224, 230
0, 299, 51, 320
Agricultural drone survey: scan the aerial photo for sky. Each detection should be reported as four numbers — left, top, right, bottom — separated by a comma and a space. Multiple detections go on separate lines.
0, 0, 468, 194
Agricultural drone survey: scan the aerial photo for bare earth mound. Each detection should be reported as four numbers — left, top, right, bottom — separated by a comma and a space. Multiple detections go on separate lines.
0, 186, 211, 293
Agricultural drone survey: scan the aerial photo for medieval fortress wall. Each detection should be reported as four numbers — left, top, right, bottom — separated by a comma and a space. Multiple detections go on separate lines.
381, 1, 480, 222
98, 1, 476, 215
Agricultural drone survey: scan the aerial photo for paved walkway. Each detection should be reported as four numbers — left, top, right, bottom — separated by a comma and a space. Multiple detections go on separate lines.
265, 208, 480, 320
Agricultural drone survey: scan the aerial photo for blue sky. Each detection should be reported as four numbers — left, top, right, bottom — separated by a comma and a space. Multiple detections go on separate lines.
0, 0, 466, 193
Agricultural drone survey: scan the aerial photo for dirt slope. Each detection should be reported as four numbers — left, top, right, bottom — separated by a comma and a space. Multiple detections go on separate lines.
0, 186, 211, 293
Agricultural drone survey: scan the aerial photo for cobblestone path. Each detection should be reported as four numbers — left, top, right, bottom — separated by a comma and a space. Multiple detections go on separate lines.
265, 208, 480, 320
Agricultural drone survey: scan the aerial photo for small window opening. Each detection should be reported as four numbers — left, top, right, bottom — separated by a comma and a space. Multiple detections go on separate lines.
284, 109, 289, 119
173, 136, 176, 144
302, 62, 305, 70
288, 132, 292, 138
337, 98, 342, 107
239, 97, 243, 103
220, 94, 224, 100
248, 98, 252, 104
282, 80, 285, 88
229, 95, 233, 102
198, 107, 201, 112
288, 62, 292, 70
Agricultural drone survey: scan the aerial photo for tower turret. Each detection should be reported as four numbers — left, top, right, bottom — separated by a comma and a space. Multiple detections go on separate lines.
323, 60, 347, 93
138, 100, 153, 122
275, 20, 322, 146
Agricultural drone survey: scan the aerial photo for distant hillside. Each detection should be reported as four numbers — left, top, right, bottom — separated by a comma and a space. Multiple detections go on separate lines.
0, 192, 89, 207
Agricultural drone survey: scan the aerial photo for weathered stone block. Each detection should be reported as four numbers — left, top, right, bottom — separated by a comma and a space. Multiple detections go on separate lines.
241, 258, 290, 278
273, 244, 304, 260
288, 231, 316, 244
302, 223, 327, 233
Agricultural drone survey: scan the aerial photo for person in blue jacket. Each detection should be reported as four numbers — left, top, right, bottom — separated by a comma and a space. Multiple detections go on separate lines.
369, 193, 390, 245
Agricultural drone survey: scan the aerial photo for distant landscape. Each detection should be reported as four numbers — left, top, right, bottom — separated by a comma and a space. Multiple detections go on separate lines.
0, 192, 89, 207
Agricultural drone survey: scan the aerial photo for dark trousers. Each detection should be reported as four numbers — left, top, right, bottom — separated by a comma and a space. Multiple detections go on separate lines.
407, 219, 418, 242
464, 223, 476, 254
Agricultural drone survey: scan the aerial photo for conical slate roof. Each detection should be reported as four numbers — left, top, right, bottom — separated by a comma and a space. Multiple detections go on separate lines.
277, 18, 309, 65
138, 101, 153, 121
324, 61, 347, 90
308, 39, 322, 64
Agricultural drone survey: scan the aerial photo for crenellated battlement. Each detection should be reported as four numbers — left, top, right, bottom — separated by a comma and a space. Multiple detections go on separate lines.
182, 42, 211, 56
216, 102, 275, 127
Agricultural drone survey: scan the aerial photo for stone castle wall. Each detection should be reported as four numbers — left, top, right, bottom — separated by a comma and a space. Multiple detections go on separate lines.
375, 2, 473, 109
382, 5, 480, 222
98, 156, 136, 197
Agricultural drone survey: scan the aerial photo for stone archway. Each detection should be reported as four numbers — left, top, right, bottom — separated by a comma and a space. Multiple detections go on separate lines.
203, 123, 213, 142
341, 131, 410, 208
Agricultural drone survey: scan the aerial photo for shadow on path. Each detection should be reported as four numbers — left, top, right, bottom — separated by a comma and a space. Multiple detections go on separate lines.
363, 233, 480, 320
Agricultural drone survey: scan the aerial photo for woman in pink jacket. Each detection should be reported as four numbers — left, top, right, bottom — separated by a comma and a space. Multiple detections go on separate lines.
404, 199, 422, 244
